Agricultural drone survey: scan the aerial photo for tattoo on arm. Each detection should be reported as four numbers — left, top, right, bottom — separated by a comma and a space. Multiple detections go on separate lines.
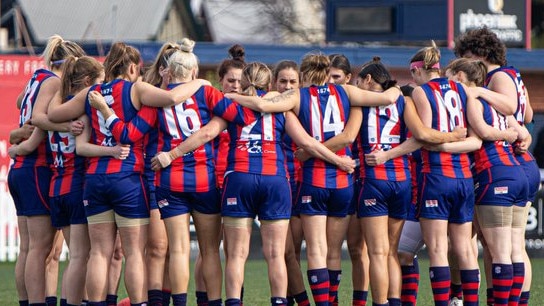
267, 89, 295, 103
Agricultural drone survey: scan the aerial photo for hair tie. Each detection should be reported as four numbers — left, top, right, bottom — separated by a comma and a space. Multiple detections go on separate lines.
410, 60, 440, 70
51, 59, 66, 65
250, 83, 256, 87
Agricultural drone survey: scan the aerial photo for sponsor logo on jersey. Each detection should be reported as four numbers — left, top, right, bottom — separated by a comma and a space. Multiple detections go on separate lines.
494, 186, 508, 195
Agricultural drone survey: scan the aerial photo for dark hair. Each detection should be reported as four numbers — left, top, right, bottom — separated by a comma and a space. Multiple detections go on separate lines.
400, 85, 414, 97
60, 56, 103, 100
409, 40, 441, 71
217, 44, 246, 80
273, 60, 299, 81
103, 42, 141, 82
446, 58, 488, 87
454, 26, 507, 66
329, 54, 351, 76
358, 57, 397, 90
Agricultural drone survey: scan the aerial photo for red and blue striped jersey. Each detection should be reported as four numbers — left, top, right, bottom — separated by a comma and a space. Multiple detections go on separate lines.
297, 84, 352, 188
358, 95, 410, 181
12, 69, 56, 169
214, 130, 230, 188
473, 98, 519, 173
485, 66, 535, 163
48, 130, 86, 196
155, 84, 224, 192
282, 134, 301, 183
85, 79, 145, 174
420, 78, 472, 178
212, 90, 288, 177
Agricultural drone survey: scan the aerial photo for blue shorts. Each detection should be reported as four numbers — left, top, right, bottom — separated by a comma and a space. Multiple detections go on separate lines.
144, 168, 158, 210
83, 172, 149, 219
291, 179, 301, 217
406, 202, 418, 222
221, 172, 291, 220
519, 160, 540, 204
357, 178, 411, 219
348, 178, 362, 215
8, 166, 51, 216
474, 165, 528, 207
417, 173, 474, 223
296, 182, 353, 218
156, 187, 220, 219
50, 191, 87, 228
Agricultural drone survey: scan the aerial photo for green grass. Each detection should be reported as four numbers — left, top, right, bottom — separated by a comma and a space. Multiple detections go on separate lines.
1, 258, 543, 305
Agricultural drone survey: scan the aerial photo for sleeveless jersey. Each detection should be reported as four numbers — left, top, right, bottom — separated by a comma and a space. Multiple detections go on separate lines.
213, 90, 288, 177
297, 84, 352, 188
473, 98, 519, 173
358, 95, 410, 181
85, 79, 144, 174
485, 66, 535, 163
420, 78, 472, 178
12, 69, 56, 169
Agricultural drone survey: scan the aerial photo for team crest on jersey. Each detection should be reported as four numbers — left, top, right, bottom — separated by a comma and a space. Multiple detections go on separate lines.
494, 186, 508, 195
301, 196, 312, 204
158, 199, 169, 208
310, 275, 318, 283
425, 200, 438, 208
495, 265, 502, 274
227, 198, 237, 205
364, 199, 376, 206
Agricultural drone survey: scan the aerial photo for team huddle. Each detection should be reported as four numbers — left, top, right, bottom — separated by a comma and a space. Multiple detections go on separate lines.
7, 26, 538, 306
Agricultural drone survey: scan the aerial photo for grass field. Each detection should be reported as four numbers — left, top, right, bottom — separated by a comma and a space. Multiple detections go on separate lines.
1, 258, 543, 305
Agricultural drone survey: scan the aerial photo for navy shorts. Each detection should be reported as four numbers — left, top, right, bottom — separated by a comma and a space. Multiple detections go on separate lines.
417, 173, 474, 223
221, 172, 291, 220
83, 172, 150, 219
8, 166, 51, 216
50, 190, 87, 228
156, 187, 221, 219
357, 178, 411, 219
474, 165, 528, 207
519, 159, 540, 204
296, 182, 353, 218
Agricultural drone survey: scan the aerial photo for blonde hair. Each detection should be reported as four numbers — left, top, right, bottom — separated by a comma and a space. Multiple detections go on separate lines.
241, 62, 271, 96
300, 53, 330, 85
410, 40, 441, 71
446, 58, 487, 87
168, 38, 198, 80
42, 34, 85, 70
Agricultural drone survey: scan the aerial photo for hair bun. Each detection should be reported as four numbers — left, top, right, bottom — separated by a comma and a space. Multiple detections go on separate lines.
372, 56, 381, 62
229, 44, 245, 62
179, 38, 195, 53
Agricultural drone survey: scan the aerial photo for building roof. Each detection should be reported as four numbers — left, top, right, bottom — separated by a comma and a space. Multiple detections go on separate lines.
18, 0, 172, 43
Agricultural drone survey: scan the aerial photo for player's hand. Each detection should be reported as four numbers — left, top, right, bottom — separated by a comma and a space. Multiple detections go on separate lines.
365, 149, 388, 166
337, 155, 356, 174
151, 151, 174, 171
20, 120, 35, 139
112, 144, 130, 160
452, 126, 467, 141
8, 144, 18, 158
70, 120, 84, 136
294, 148, 310, 162
88, 91, 108, 112
503, 127, 518, 144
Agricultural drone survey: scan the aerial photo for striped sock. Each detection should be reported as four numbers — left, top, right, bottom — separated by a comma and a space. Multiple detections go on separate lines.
352, 290, 368, 306
429, 266, 450, 306
401, 259, 420, 306
519, 291, 530, 305
328, 269, 341, 305
162, 289, 172, 306
450, 283, 463, 300
508, 262, 524, 305
486, 287, 494, 306
460, 269, 480, 306
492, 263, 513, 306
307, 268, 330, 306
293, 291, 310, 306
196, 291, 208, 306
148, 289, 163, 306
172, 293, 188, 306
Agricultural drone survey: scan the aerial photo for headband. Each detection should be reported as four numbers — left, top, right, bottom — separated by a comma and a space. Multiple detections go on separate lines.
410, 60, 440, 70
